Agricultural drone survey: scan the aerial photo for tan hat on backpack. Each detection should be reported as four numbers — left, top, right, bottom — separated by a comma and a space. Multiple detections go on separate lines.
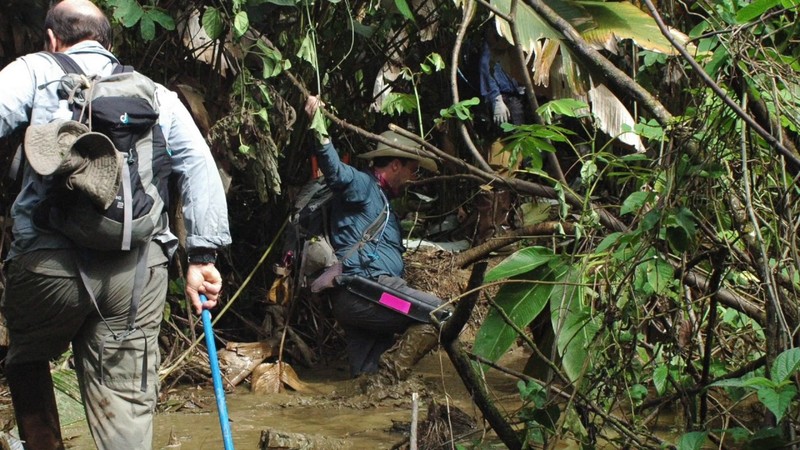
24, 119, 123, 209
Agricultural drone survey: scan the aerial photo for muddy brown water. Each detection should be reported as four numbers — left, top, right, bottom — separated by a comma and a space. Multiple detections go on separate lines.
49, 348, 526, 449
0, 345, 691, 449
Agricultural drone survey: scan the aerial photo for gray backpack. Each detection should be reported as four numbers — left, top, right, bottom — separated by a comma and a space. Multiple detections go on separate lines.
279, 176, 388, 293
36, 52, 171, 251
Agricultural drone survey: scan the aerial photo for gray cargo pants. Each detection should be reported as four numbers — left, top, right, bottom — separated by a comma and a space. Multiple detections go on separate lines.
1, 242, 168, 449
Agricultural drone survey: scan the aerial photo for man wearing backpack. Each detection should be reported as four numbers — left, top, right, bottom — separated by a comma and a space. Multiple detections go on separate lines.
0, 1, 230, 448
303, 95, 445, 384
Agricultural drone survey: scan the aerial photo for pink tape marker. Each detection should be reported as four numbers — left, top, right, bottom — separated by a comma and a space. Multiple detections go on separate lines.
379, 292, 411, 315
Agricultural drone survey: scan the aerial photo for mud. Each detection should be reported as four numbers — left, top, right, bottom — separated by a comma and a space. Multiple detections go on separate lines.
47, 347, 527, 449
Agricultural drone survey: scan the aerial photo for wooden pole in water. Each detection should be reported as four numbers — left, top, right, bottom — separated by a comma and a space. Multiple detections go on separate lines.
439, 261, 522, 450
410, 392, 418, 450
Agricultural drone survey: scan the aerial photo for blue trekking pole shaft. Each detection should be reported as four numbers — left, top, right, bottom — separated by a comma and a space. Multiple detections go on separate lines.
200, 294, 235, 450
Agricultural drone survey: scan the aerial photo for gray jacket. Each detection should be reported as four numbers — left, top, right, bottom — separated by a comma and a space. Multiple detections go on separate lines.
0, 41, 231, 258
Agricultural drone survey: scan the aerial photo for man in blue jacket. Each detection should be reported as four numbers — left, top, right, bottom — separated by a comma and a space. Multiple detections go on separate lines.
304, 95, 444, 382
480, 26, 527, 127
0, 1, 231, 448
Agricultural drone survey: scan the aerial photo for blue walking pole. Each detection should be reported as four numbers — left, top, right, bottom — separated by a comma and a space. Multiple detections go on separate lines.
200, 294, 235, 450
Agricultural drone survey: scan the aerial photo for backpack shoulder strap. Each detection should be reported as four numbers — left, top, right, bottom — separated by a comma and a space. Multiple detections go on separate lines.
340, 188, 391, 262
47, 51, 133, 76
112, 64, 134, 75
46, 51, 85, 76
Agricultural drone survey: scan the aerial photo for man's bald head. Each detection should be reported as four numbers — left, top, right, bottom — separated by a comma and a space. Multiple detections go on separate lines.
45, 0, 111, 50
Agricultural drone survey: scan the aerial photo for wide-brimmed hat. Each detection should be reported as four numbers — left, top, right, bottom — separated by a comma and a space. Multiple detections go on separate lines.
357, 130, 439, 173
24, 119, 122, 209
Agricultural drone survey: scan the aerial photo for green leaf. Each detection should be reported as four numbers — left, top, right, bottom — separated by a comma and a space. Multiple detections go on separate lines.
741, 376, 777, 389
260, 46, 285, 79
653, 365, 668, 395
579, 1, 690, 55
111, 0, 144, 28
485, 246, 558, 282
518, 379, 549, 408
580, 160, 597, 186
394, 0, 416, 23
239, 143, 251, 154
233, 11, 250, 38
772, 348, 800, 383
473, 269, 556, 364
499, 124, 564, 172
736, 0, 781, 23
256, 108, 269, 124
202, 7, 223, 41
550, 266, 599, 382
640, 209, 660, 232
711, 378, 749, 388
553, 182, 568, 217
645, 257, 674, 295
519, 201, 550, 227
439, 97, 480, 121
629, 384, 648, 403
703, 45, 729, 78
309, 109, 328, 138
640, 50, 667, 68
257, 83, 272, 105
491, 0, 591, 55
676, 431, 708, 450
620, 191, 654, 216
749, 427, 788, 447
424, 53, 445, 72
381, 93, 417, 116
633, 119, 665, 140
537, 98, 590, 122
721, 427, 751, 443
619, 153, 650, 163
138, 15, 155, 41
758, 386, 797, 422
297, 34, 318, 68
665, 207, 697, 253
595, 232, 623, 253
147, 8, 175, 31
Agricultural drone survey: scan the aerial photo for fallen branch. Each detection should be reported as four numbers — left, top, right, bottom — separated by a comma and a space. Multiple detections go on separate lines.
439, 261, 523, 450
452, 220, 576, 268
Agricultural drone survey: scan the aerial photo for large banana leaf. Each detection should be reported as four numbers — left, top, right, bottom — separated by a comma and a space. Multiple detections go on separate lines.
578, 1, 689, 55
549, 267, 600, 382
588, 82, 645, 152
473, 250, 564, 365
491, 0, 688, 57
491, 0, 595, 52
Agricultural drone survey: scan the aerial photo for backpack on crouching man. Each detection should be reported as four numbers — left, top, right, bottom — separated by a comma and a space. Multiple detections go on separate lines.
274, 175, 450, 324
275, 175, 389, 298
